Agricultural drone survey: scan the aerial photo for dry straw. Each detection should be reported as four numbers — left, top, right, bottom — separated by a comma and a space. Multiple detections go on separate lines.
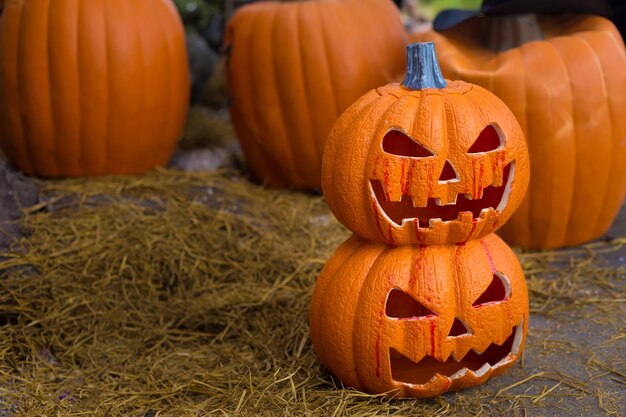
0, 168, 624, 416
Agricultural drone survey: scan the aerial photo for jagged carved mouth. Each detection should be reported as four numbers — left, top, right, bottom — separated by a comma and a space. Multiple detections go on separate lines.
390, 320, 523, 386
371, 162, 514, 228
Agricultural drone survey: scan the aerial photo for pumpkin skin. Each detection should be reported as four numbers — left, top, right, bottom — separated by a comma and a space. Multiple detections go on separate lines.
419, 14, 626, 249
0, 0, 190, 176
225, 0, 408, 190
310, 233, 528, 398
322, 64, 530, 246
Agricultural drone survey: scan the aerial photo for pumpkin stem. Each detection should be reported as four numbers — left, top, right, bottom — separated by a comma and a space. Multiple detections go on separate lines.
486, 14, 544, 52
402, 42, 447, 91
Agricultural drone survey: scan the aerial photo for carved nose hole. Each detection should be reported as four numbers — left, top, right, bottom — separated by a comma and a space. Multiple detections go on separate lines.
448, 317, 472, 337
438, 160, 459, 183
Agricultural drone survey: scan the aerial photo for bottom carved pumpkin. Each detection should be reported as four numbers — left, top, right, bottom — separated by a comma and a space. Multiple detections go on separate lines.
310, 233, 528, 398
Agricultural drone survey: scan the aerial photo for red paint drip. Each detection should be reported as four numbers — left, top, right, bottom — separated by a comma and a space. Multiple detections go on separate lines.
480, 239, 497, 273
382, 157, 396, 244
388, 224, 395, 245
372, 155, 380, 177
409, 250, 423, 290
414, 219, 420, 241
466, 219, 478, 242
454, 244, 465, 289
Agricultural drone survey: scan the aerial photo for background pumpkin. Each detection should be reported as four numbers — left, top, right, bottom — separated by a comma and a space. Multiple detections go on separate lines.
224, 0, 408, 190
0, 0, 189, 177
418, 14, 626, 249
322, 43, 529, 246
310, 232, 529, 398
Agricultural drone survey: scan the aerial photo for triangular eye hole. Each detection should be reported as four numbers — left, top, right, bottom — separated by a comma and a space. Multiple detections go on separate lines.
468, 125, 502, 154
383, 130, 435, 158
386, 289, 437, 319
473, 272, 511, 307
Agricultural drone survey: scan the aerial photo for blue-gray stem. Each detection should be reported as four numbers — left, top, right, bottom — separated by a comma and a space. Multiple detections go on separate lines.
402, 42, 447, 90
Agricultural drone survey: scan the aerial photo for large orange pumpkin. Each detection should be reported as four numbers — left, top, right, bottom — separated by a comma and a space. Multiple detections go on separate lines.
0, 0, 189, 176
418, 14, 626, 249
310, 233, 528, 398
322, 43, 529, 246
224, 0, 408, 190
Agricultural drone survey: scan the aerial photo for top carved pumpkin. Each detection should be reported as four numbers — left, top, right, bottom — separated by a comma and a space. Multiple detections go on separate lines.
0, 0, 190, 177
418, 14, 626, 249
225, 0, 407, 190
322, 43, 529, 246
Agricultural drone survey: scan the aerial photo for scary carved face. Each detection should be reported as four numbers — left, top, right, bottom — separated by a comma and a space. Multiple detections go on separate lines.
322, 81, 530, 245
309, 233, 529, 398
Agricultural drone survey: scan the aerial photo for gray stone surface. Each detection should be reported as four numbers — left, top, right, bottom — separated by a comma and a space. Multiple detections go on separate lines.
0, 160, 39, 251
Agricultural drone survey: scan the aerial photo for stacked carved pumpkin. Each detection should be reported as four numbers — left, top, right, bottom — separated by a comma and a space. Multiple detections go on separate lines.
310, 43, 531, 397
0, 0, 189, 176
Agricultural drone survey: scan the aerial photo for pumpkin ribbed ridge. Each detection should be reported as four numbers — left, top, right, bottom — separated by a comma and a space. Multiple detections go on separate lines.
0, 0, 189, 177
225, 0, 407, 189
422, 15, 626, 248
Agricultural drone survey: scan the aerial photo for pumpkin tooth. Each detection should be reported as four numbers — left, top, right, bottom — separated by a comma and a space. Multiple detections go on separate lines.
435, 195, 459, 206
470, 347, 485, 356
428, 218, 443, 228
458, 212, 474, 223
479, 207, 494, 219
387, 188, 404, 203
449, 368, 469, 380
372, 180, 398, 203
469, 363, 492, 378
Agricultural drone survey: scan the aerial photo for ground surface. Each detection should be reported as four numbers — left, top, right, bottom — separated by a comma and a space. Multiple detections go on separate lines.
0, 149, 624, 416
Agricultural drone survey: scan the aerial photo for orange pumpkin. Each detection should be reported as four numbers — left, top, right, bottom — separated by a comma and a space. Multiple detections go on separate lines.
322, 43, 529, 246
224, 0, 408, 190
310, 233, 528, 398
0, 0, 189, 176
419, 14, 626, 249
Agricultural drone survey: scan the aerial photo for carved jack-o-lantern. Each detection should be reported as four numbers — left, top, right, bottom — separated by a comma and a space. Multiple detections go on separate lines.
310, 233, 529, 398
322, 43, 530, 245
